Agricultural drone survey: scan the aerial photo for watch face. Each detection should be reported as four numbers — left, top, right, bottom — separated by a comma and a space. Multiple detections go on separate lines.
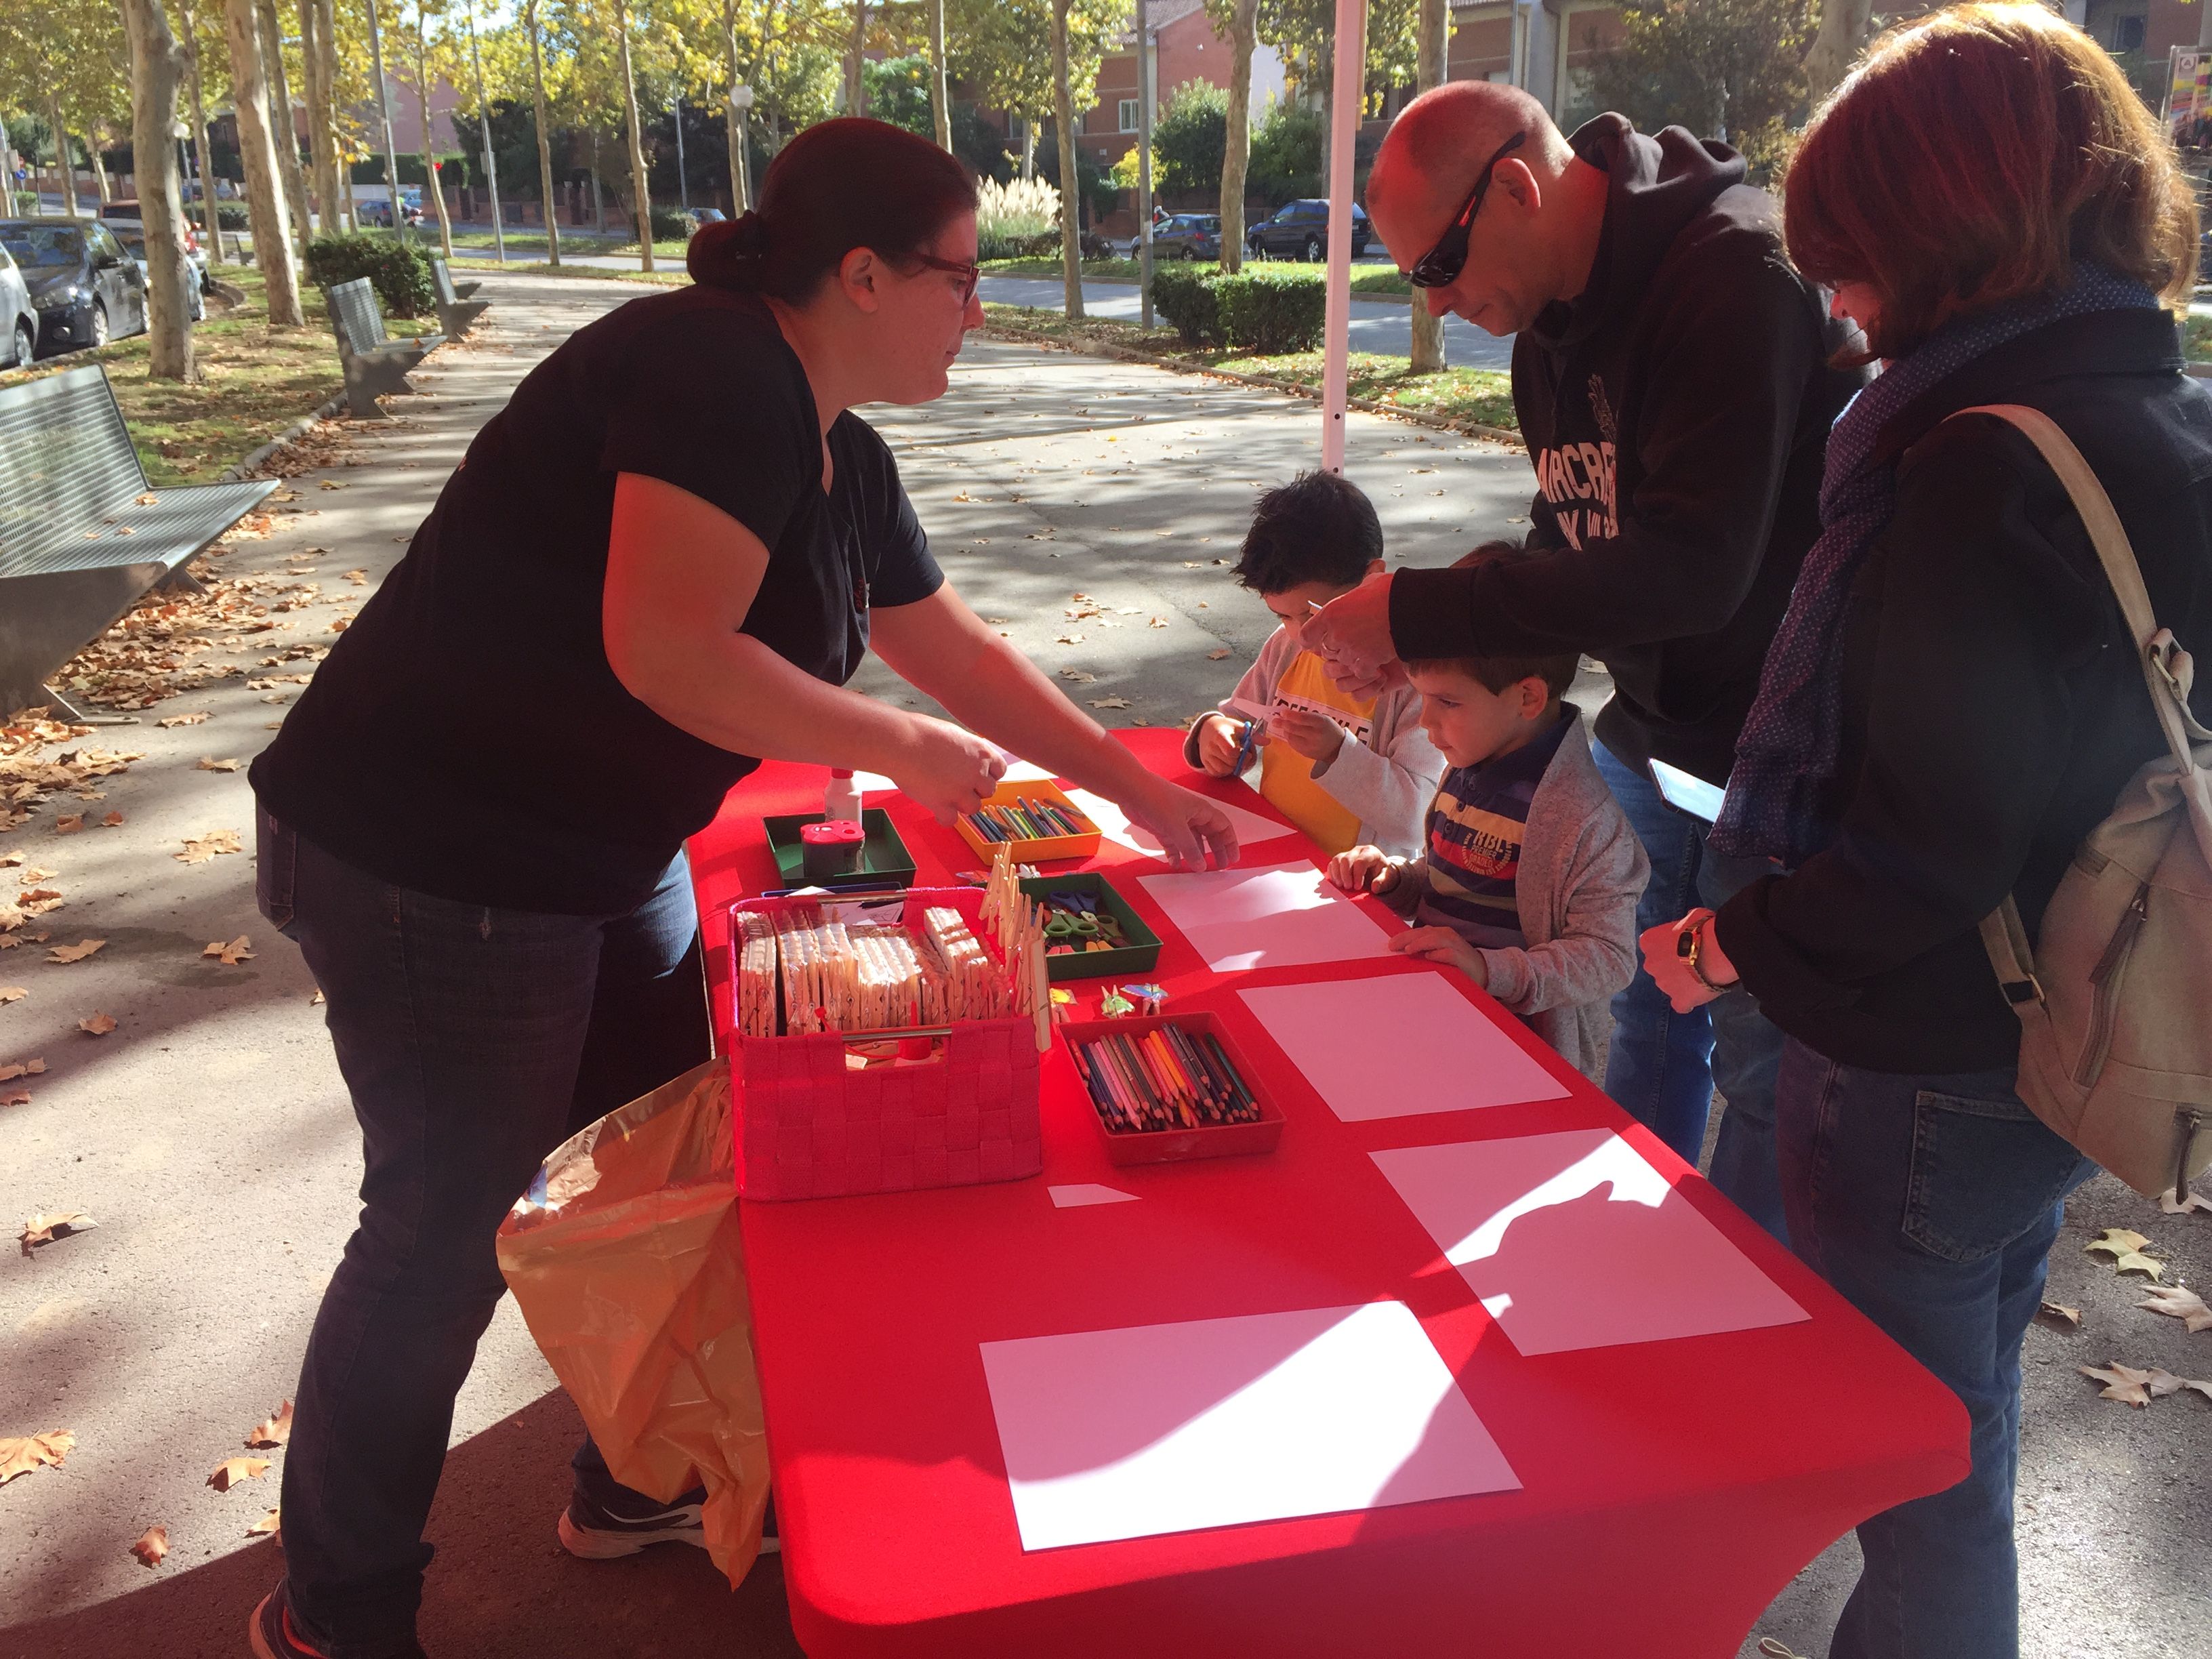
1677, 928, 1698, 960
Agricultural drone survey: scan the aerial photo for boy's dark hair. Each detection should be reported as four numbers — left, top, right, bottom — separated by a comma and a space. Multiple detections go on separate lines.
1235, 471, 1384, 594
1401, 541, 1579, 701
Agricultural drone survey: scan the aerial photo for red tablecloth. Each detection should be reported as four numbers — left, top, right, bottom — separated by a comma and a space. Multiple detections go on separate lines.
689, 731, 1967, 1659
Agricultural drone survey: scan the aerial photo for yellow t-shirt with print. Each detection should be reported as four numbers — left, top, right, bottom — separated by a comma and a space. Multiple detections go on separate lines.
1258, 649, 1378, 855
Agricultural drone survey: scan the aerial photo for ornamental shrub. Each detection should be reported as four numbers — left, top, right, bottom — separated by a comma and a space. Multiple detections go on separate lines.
1212, 266, 1328, 352
647, 205, 692, 243
1151, 264, 1220, 346
303, 232, 436, 319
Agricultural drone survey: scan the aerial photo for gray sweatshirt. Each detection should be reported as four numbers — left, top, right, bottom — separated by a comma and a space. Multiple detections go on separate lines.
1381, 715, 1648, 1080
1182, 624, 1444, 858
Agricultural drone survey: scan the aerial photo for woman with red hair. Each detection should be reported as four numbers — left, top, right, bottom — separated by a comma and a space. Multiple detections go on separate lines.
1643, 8, 2211, 1654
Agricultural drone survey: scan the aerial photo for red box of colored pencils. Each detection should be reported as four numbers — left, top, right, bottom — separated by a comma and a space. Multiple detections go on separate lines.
953, 780, 1102, 865
1057, 1011, 1284, 1166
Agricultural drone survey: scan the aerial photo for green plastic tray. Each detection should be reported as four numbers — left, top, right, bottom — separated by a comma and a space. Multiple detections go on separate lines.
763, 809, 917, 890
1019, 871, 1164, 982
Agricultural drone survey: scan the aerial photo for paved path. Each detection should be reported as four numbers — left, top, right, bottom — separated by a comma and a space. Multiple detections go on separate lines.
1, 268, 2203, 1659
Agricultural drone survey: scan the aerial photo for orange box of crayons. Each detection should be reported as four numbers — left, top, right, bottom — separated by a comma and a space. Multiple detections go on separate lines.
1057, 1010, 1284, 1166
954, 780, 1102, 866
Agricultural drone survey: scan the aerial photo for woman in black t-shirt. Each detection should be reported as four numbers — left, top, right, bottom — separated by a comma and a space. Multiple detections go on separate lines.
244, 120, 1237, 1659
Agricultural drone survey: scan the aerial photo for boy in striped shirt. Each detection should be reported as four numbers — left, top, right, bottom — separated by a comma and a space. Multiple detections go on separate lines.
1326, 548, 1648, 1079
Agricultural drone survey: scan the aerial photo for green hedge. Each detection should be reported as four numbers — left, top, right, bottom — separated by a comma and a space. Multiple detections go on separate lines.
647, 205, 691, 243
1152, 266, 1328, 353
303, 233, 436, 319
979, 228, 1060, 261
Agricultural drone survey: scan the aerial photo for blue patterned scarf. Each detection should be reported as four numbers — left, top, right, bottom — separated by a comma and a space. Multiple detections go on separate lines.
1708, 265, 2163, 865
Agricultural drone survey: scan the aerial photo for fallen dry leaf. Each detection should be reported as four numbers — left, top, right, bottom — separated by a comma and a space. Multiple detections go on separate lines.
2087, 1227, 2165, 1279
1207, 648, 1233, 660
2037, 1300, 2082, 1328
1089, 697, 1132, 710
205, 935, 255, 966
196, 757, 241, 773
156, 712, 209, 728
2081, 1361, 2158, 1406
0, 1058, 45, 1080
47, 939, 106, 964
176, 829, 243, 863
1058, 668, 1095, 683
0, 1429, 75, 1484
53, 815, 82, 834
18, 889, 64, 916
1054, 633, 1084, 646
310, 989, 325, 1005
344, 569, 367, 584
0, 987, 22, 1004
100, 811, 123, 828
130, 1525, 168, 1568
2139, 1284, 2212, 1334
77, 1012, 117, 1037
1, 1088, 28, 1107
207, 1456, 272, 1492
243, 1400, 293, 1449
2162, 1189, 2212, 1217
249, 1507, 281, 1537
20, 1211, 95, 1254
1148, 616, 1169, 628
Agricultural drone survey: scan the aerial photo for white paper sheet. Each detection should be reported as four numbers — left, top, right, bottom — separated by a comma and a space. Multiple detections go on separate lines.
1137, 860, 1395, 974
979, 1302, 1519, 1551
1048, 1183, 1141, 1208
1371, 1131, 1807, 1356
1239, 972, 1571, 1121
1061, 785, 1296, 860
852, 756, 1053, 796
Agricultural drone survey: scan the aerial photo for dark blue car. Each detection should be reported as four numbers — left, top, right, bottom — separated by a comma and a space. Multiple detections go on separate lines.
1246, 199, 1371, 262
0, 218, 149, 356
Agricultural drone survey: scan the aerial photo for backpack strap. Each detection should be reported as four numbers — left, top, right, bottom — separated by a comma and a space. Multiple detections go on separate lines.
1948, 403, 2211, 1010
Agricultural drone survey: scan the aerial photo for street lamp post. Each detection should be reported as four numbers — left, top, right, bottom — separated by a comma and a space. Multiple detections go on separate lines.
363, 0, 406, 241
466, 0, 506, 263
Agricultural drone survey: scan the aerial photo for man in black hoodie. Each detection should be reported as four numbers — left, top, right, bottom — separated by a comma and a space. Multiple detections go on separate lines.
1311, 83, 1862, 1240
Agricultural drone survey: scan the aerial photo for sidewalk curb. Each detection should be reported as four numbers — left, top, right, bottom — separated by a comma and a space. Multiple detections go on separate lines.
219, 390, 348, 480
981, 323, 1524, 449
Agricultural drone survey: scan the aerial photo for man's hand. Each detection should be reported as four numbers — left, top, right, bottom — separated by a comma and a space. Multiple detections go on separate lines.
1269, 707, 1345, 764
1328, 845, 1399, 895
1193, 712, 1255, 777
1390, 924, 1488, 987
1305, 571, 1399, 691
1639, 907, 1733, 1013
1119, 777, 1240, 870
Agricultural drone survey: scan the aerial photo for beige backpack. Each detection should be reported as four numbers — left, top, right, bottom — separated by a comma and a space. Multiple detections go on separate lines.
1959, 405, 2212, 1202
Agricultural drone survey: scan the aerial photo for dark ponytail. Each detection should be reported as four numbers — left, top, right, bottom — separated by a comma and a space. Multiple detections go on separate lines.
689, 118, 979, 302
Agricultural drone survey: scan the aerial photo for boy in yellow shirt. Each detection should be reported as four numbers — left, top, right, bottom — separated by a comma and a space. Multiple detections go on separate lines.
1185, 472, 1443, 857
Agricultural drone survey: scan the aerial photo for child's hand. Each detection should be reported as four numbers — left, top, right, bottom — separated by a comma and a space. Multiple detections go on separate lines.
1269, 707, 1346, 764
1193, 714, 1251, 777
1328, 845, 1399, 895
1391, 924, 1488, 988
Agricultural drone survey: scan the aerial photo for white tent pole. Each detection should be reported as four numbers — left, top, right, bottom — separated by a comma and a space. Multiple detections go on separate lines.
1320, 0, 1366, 474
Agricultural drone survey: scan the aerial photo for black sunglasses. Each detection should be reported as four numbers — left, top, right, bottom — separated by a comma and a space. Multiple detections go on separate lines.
1408, 131, 1528, 289
912, 251, 981, 305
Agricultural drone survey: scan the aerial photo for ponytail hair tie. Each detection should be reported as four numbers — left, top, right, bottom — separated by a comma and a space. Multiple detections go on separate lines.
689, 209, 771, 291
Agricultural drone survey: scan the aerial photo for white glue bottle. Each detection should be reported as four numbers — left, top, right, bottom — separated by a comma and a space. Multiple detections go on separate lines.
823, 768, 862, 825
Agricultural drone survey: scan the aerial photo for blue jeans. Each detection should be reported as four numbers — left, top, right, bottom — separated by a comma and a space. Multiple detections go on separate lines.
256, 805, 713, 1658
1777, 1040, 2093, 1659
1593, 741, 1790, 1240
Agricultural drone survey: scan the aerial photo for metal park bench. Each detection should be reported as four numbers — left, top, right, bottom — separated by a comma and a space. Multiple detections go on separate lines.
327, 276, 441, 419
429, 258, 490, 338
0, 364, 276, 719
433, 256, 483, 300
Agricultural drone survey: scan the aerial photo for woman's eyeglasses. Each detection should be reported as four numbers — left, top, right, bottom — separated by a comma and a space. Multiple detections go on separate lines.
913, 252, 981, 305
1408, 131, 1528, 290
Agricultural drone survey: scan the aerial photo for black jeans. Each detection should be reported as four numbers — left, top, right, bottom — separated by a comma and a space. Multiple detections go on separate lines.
256, 805, 713, 1656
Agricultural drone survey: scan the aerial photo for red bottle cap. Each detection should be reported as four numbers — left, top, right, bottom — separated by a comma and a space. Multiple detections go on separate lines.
802, 819, 865, 845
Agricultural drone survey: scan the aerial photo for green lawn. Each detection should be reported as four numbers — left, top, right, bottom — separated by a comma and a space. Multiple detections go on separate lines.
979, 302, 1515, 434
2184, 312, 2212, 361
443, 228, 693, 260
0, 264, 438, 486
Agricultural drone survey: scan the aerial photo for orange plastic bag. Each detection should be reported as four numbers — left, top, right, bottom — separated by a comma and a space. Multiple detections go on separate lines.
496, 1059, 770, 1586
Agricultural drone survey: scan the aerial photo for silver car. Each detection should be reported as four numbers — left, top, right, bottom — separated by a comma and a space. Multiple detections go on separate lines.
112, 224, 206, 321
0, 239, 35, 368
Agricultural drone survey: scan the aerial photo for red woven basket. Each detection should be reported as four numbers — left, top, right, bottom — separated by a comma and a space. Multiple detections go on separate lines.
727, 890, 1044, 1202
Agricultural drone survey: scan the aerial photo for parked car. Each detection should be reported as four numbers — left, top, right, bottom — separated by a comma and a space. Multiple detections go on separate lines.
1141, 213, 1221, 261
0, 240, 37, 369
688, 207, 727, 226
1246, 199, 1371, 262
100, 199, 211, 293
356, 198, 424, 229
0, 218, 149, 356
110, 223, 206, 321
